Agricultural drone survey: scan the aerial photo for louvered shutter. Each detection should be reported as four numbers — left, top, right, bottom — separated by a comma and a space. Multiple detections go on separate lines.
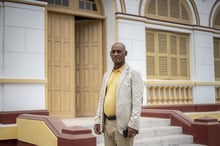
158, 0, 168, 17
170, 35, 178, 77
147, 31, 156, 78
170, 0, 180, 18
179, 36, 189, 79
145, 0, 192, 24
158, 33, 168, 78
214, 39, 220, 80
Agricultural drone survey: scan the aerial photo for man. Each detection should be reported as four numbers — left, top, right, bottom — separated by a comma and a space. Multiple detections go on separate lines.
94, 42, 144, 146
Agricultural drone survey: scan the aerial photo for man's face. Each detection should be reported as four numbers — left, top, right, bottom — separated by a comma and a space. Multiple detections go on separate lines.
110, 44, 127, 65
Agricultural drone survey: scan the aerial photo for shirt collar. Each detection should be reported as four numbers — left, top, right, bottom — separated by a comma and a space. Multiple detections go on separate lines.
112, 64, 125, 73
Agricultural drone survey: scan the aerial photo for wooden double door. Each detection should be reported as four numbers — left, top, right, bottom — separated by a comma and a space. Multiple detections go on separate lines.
48, 13, 103, 118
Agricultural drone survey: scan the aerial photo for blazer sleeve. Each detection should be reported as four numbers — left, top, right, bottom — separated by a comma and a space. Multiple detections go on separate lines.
128, 69, 144, 131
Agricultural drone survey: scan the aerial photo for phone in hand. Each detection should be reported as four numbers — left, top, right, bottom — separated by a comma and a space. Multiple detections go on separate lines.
123, 129, 128, 137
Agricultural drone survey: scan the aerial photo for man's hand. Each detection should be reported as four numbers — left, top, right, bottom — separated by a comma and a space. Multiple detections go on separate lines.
127, 127, 138, 137
94, 124, 102, 135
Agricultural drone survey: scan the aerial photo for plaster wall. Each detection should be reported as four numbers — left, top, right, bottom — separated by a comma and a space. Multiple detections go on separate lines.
193, 86, 215, 104
0, 2, 3, 111
103, 0, 116, 69
124, 0, 140, 15
117, 19, 146, 79
3, 84, 45, 111
191, 30, 214, 82
117, 19, 147, 104
4, 2, 45, 78
194, 0, 216, 26
0, 3, 3, 77
0, 2, 46, 111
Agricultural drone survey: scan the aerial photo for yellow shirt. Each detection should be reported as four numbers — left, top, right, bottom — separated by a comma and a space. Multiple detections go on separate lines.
104, 65, 125, 116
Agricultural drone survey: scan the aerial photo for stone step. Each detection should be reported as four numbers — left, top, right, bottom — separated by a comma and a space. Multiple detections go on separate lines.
136, 126, 182, 139
97, 134, 202, 146
179, 144, 206, 146
135, 134, 193, 146
140, 117, 171, 128
62, 117, 206, 146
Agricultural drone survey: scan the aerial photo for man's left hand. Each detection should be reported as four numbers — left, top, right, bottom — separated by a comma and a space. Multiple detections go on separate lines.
127, 127, 138, 137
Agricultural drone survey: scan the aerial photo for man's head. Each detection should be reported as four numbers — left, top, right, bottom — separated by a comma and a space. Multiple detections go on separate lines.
110, 42, 127, 69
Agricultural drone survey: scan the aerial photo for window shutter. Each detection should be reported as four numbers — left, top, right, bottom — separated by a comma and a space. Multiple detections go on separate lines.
147, 56, 156, 77
171, 57, 178, 77
179, 37, 187, 55
170, 35, 177, 54
180, 58, 188, 77
147, 31, 156, 78
170, 0, 180, 18
146, 30, 189, 80
214, 39, 220, 80
158, 33, 168, 78
147, 32, 155, 53
179, 36, 188, 79
148, 0, 156, 14
181, 2, 189, 20
158, 0, 168, 17
159, 57, 168, 77
170, 35, 178, 77
158, 33, 167, 53
214, 12, 220, 26
215, 61, 220, 79
145, 0, 192, 24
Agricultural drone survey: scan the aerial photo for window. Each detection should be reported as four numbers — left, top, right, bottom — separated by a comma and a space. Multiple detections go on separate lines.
146, 30, 190, 80
79, 0, 97, 11
214, 38, 220, 81
213, 8, 220, 30
48, 0, 69, 7
145, 0, 192, 24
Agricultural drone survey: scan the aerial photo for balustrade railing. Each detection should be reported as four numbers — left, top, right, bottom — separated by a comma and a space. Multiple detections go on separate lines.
146, 85, 193, 105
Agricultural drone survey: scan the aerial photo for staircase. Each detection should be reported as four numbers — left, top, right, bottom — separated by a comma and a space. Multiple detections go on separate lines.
62, 117, 206, 146
96, 117, 206, 146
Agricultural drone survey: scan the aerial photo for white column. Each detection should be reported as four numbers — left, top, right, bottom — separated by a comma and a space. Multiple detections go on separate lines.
191, 30, 215, 103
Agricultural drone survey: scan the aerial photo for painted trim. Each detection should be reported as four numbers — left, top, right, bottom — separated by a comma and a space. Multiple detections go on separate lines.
0, 0, 47, 7
189, 0, 200, 25
0, 125, 17, 140
144, 80, 220, 86
115, 12, 220, 34
0, 110, 49, 124
0, 78, 47, 84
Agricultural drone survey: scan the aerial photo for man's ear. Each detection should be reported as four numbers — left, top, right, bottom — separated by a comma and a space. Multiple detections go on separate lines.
125, 50, 128, 56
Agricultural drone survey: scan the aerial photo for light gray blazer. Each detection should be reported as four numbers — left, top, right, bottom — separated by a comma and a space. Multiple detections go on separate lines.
94, 63, 144, 134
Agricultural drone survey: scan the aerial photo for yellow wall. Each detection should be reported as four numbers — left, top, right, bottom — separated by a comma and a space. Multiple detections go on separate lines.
186, 111, 220, 121
0, 125, 17, 140
17, 118, 57, 146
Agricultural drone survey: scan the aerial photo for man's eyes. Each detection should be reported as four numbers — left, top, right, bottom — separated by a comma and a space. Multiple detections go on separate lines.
111, 50, 122, 54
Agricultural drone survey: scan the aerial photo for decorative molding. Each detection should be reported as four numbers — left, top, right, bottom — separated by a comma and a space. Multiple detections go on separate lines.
0, 78, 47, 84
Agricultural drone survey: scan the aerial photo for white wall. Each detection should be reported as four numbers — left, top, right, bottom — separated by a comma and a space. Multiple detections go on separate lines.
0, 2, 4, 111
191, 30, 215, 103
117, 19, 147, 104
194, 0, 216, 27
0, 1, 46, 111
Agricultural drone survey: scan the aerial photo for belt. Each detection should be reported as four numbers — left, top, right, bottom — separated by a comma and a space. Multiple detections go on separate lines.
104, 114, 116, 120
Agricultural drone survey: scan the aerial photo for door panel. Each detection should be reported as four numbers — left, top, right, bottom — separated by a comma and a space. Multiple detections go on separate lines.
75, 20, 103, 117
48, 13, 75, 118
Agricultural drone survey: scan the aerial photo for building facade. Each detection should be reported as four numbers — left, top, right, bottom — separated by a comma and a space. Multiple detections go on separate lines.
0, 0, 220, 118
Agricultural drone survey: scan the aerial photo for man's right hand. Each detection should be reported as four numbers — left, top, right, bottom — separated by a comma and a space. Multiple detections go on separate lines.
94, 124, 101, 135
